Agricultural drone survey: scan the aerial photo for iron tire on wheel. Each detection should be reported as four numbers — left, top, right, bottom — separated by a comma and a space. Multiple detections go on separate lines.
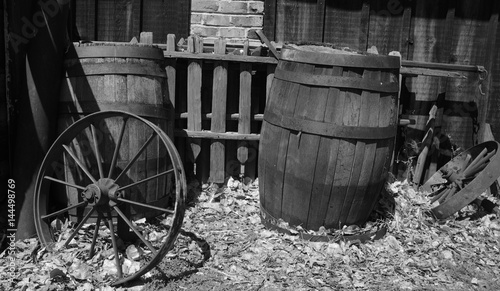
33, 110, 186, 285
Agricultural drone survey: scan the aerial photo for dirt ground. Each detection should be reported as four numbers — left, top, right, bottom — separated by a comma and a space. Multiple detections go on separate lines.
2, 178, 500, 291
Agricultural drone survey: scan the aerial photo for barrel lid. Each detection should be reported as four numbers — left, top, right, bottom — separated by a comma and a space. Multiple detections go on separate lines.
66, 42, 165, 60
281, 43, 401, 69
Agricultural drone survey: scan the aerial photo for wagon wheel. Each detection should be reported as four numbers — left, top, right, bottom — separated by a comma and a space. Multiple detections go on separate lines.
34, 110, 186, 285
422, 141, 500, 219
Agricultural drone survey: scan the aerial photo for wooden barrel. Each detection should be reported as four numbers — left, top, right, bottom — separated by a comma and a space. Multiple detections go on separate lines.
57, 43, 173, 221
258, 45, 400, 231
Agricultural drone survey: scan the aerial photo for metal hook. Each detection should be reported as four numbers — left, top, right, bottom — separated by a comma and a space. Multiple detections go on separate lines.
477, 66, 488, 96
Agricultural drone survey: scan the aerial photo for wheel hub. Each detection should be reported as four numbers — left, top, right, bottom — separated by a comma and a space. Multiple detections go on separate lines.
81, 178, 120, 207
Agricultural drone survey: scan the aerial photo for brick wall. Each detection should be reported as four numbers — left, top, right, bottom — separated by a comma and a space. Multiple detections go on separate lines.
191, 0, 264, 42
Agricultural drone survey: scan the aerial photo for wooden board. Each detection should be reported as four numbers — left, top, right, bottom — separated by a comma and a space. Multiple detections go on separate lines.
274, 0, 325, 42
73, 0, 96, 41
210, 38, 228, 183
323, 0, 369, 51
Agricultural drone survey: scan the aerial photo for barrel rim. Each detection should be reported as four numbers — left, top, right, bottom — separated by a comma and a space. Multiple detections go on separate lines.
65, 43, 165, 61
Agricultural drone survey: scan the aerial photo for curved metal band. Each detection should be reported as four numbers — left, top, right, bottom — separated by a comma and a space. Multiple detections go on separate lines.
67, 45, 165, 60
59, 102, 169, 120
259, 206, 387, 242
65, 63, 167, 78
280, 48, 401, 69
264, 109, 396, 140
274, 68, 399, 93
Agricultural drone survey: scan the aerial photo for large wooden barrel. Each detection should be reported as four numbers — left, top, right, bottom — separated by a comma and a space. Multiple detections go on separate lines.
57, 43, 173, 220
258, 45, 400, 231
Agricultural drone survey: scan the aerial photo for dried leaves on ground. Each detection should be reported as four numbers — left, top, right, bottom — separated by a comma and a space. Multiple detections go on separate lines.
2, 178, 500, 290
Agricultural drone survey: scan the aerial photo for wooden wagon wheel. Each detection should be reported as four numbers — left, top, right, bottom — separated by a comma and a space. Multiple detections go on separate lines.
33, 111, 186, 285
422, 141, 500, 219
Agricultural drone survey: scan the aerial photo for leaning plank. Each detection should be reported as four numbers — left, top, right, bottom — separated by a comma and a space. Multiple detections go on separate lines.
210, 38, 228, 183
165, 34, 177, 140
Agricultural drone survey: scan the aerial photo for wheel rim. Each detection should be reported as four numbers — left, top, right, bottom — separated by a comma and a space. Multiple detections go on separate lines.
423, 141, 500, 219
34, 110, 186, 285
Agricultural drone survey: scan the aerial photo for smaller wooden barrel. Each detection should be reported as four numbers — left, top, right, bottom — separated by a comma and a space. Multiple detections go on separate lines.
259, 44, 400, 231
57, 43, 173, 221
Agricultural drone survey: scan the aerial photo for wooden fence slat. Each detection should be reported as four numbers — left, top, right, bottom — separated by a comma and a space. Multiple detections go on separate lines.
238, 40, 252, 177
187, 36, 203, 171
210, 38, 228, 183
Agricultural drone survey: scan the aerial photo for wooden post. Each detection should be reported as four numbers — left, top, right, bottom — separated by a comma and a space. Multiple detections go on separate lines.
187, 36, 202, 176
237, 39, 252, 180
210, 37, 228, 183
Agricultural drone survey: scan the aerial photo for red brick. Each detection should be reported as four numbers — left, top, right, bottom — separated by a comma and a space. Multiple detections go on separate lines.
191, 25, 219, 37
191, 13, 203, 25
204, 14, 232, 26
248, 1, 264, 13
231, 15, 263, 27
219, 1, 248, 13
219, 27, 246, 38
192, 0, 219, 12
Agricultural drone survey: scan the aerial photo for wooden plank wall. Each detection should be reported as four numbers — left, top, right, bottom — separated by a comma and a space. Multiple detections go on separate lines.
264, 0, 500, 152
70, 0, 190, 42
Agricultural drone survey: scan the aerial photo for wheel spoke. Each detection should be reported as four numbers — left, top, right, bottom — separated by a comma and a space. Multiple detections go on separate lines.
43, 176, 86, 190
117, 168, 174, 192
108, 116, 129, 178
105, 211, 123, 279
64, 207, 96, 248
113, 206, 158, 255
91, 124, 104, 179
41, 201, 88, 220
115, 132, 157, 182
63, 144, 97, 183
116, 197, 175, 215
88, 213, 102, 259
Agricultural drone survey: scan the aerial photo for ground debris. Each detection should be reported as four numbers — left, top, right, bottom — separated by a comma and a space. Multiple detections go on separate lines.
2, 178, 500, 290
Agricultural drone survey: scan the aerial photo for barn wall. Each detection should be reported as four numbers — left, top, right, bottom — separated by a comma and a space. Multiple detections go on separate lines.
264, 0, 500, 150
70, 0, 191, 43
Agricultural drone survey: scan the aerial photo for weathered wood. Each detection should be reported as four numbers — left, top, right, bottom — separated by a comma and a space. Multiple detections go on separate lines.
400, 67, 466, 78
140, 32, 153, 44
237, 43, 252, 176
164, 51, 278, 64
260, 46, 399, 230
73, 0, 96, 41
324, 0, 369, 51
186, 36, 202, 165
274, 0, 324, 42
165, 34, 177, 145
210, 38, 228, 183
59, 43, 170, 220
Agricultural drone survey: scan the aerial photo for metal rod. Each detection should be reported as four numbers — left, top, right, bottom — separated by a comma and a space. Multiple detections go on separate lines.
64, 207, 95, 248
108, 116, 129, 179
113, 206, 157, 255
116, 197, 175, 215
91, 124, 104, 179
115, 132, 157, 182
63, 144, 97, 183
41, 201, 88, 220
117, 168, 174, 192
43, 176, 86, 190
